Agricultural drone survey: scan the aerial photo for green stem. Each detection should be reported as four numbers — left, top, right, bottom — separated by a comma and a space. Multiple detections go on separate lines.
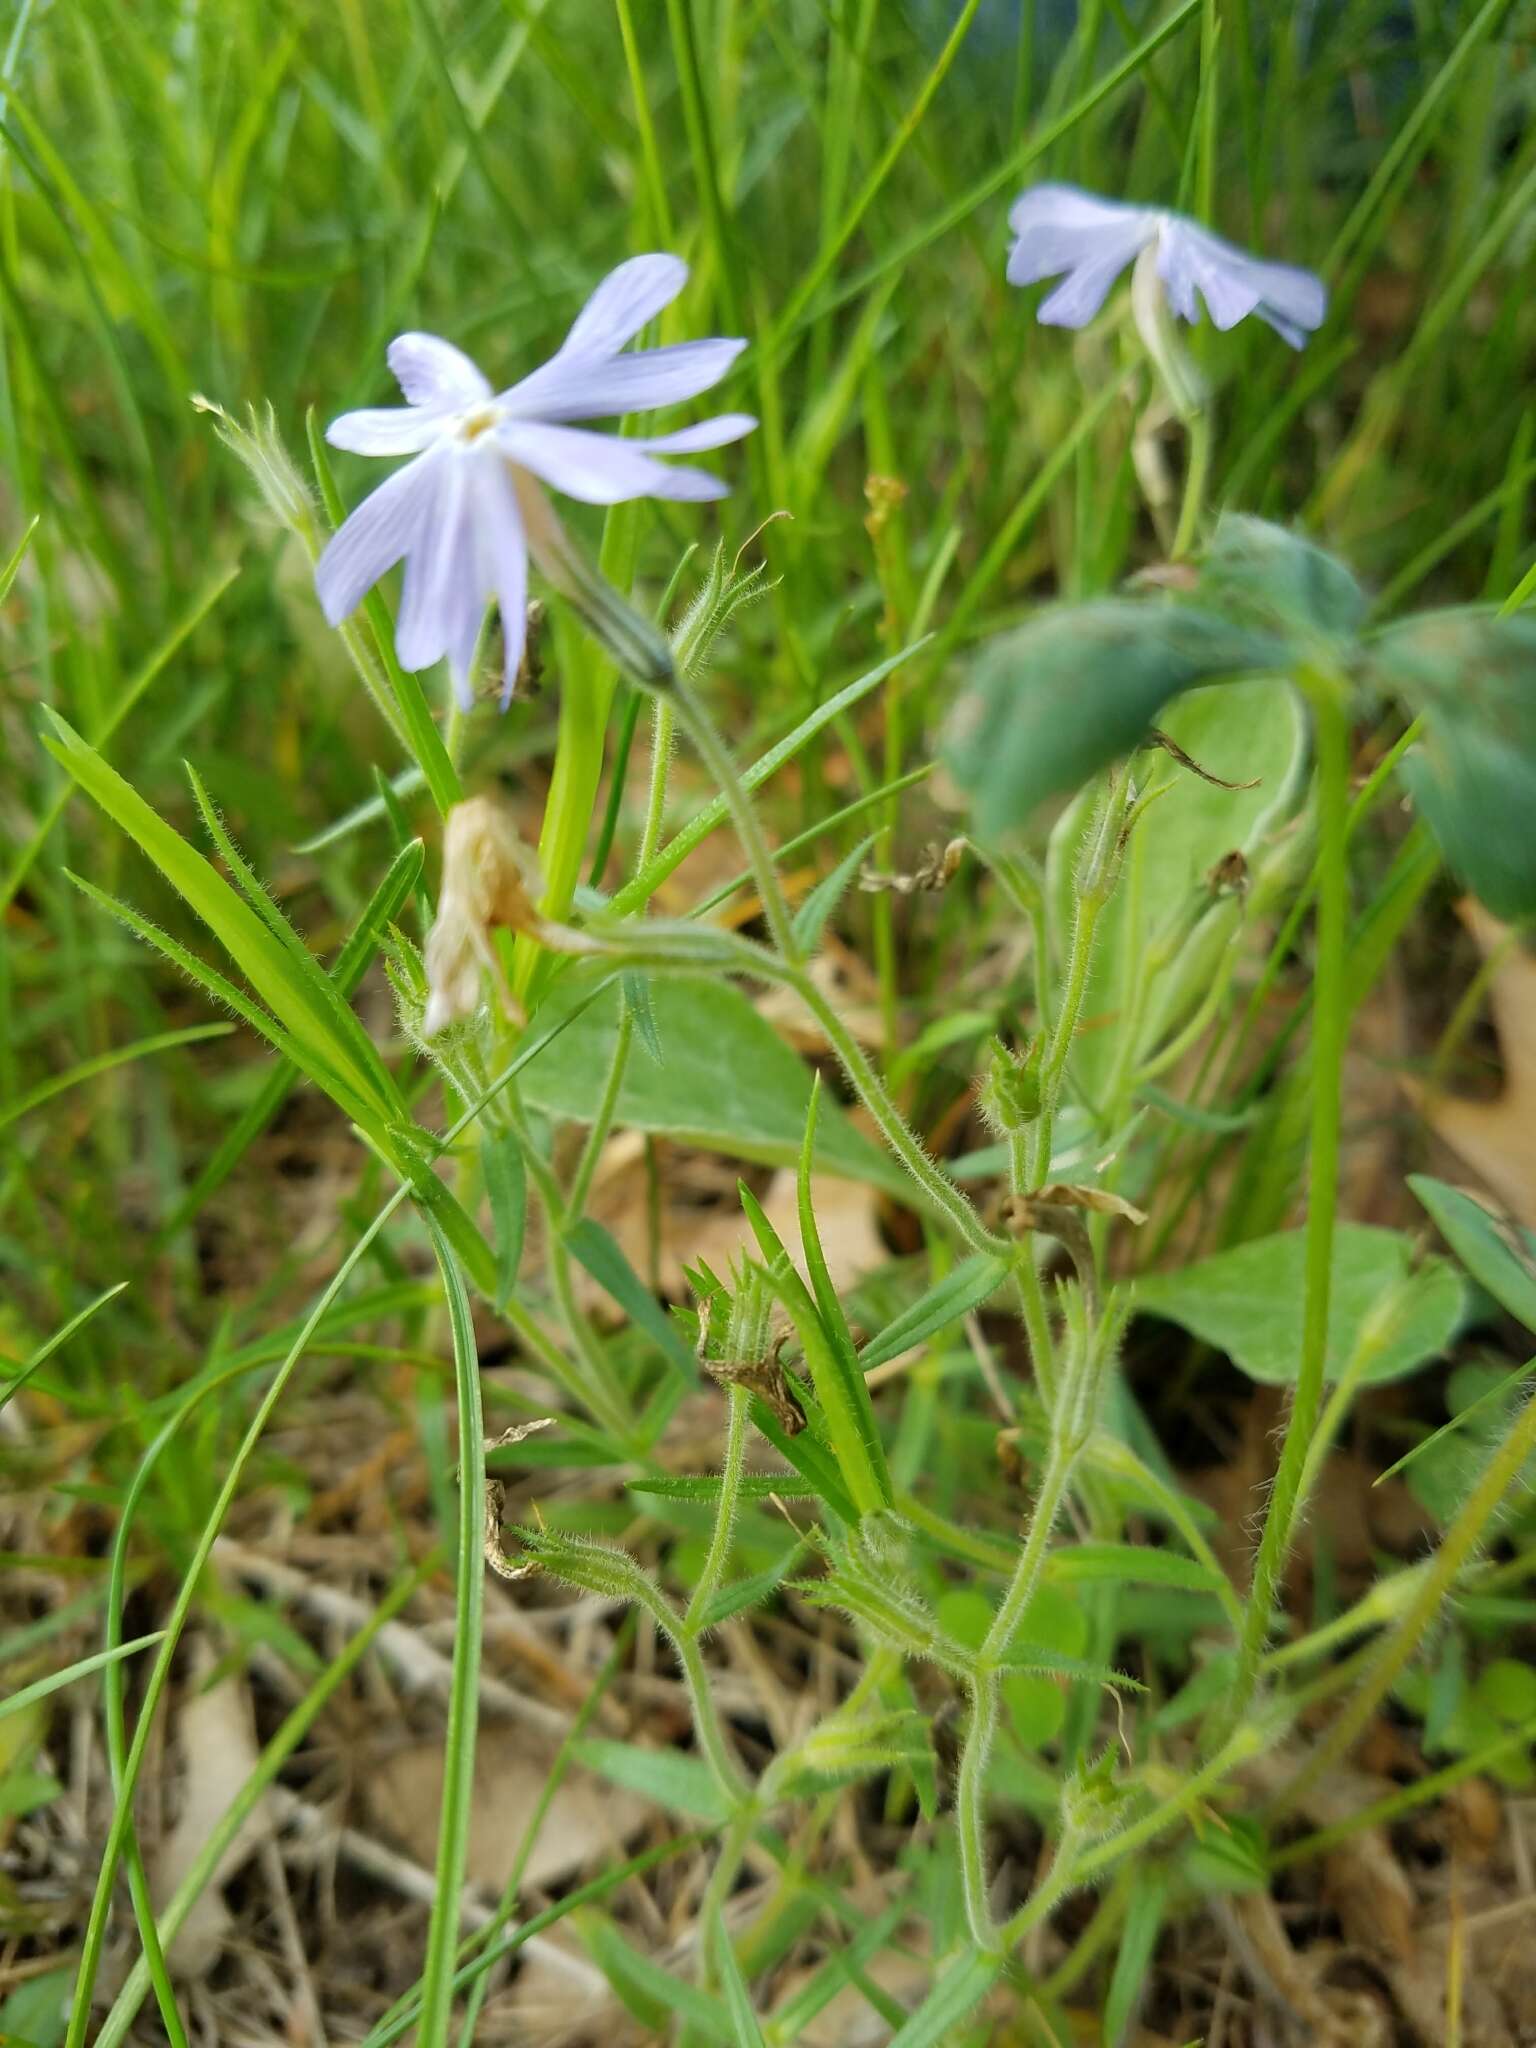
1171, 405, 1213, 559
1219, 676, 1351, 1735
956, 1673, 1002, 1951
548, 915, 1001, 1255
685, 1383, 748, 1633
698, 1809, 756, 1991
1001, 1724, 1263, 1950
1277, 1385, 1536, 1813
1273, 1714, 1536, 1870
671, 670, 799, 963
789, 965, 1000, 1253
566, 699, 677, 1221
957, 1431, 1082, 1951
674, 1627, 754, 1812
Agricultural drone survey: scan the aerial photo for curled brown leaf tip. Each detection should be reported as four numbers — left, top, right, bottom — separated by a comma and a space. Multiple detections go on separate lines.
859, 838, 967, 896
1145, 728, 1261, 791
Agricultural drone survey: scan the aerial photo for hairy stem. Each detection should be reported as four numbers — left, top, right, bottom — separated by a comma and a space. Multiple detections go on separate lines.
673, 1627, 755, 1812
671, 670, 800, 963
685, 1383, 748, 1632
1219, 677, 1351, 1736
956, 1431, 1081, 1951
1277, 1387, 1536, 1812
566, 699, 677, 1220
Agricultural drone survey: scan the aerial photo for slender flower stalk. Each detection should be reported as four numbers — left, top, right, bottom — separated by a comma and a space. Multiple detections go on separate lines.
1217, 674, 1352, 1739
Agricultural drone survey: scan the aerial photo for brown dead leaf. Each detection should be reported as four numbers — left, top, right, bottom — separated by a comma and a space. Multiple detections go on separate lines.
1413, 900, 1536, 1229
1442, 1777, 1503, 1863
366, 1730, 646, 1894
1221, 1893, 1394, 2044
152, 1641, 271, 1977
1322, 1827, 1418, 1961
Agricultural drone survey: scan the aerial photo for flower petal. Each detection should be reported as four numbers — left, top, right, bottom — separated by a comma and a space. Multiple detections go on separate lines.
502, 422, 730, 504
629, 412, 757, 454
1158, 222, 1326, 345
387, 332, 492, 407
396, 455, 481, 678
1006, 184, 1153, 327
502, 338, 746, 422
325, 406, 451, 457
558, 253, 689, 359
1007, 182, 1151, 250
314, 450, 439, 625
473, 460, 530, 706
1034, 231, 1151, 327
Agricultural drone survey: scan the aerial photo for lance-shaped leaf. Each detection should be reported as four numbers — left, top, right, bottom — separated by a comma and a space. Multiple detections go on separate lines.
944, 602, 1288, 836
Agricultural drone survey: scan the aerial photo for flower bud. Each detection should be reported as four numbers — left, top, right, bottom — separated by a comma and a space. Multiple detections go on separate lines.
979, 1033, 1044, 1135
192, 396, 315, 542
1059, 1747, 1135, 1843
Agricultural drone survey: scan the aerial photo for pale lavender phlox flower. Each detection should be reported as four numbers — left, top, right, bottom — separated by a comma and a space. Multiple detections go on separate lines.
315, 254, 755, 708
1006, 184, 1326, 348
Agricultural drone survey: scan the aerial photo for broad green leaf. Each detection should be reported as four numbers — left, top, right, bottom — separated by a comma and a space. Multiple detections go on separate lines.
1410, 1173, 1536, 1334
1135, 1224, 1468, 1386
1045, 678, 1308, 1103
937, 1584, 1091, 1748
573, 1738, 733, 1822
858, 1254, 1012, 1373
1372, 609, 1536, 917
0, 1967, 72, 2048
1196, 513, 1366, 643
943, 602, 1287, 837
519, 971, 905, 1194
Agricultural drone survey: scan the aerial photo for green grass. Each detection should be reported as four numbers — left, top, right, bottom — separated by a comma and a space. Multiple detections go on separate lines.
5, 0, 1536, 2041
